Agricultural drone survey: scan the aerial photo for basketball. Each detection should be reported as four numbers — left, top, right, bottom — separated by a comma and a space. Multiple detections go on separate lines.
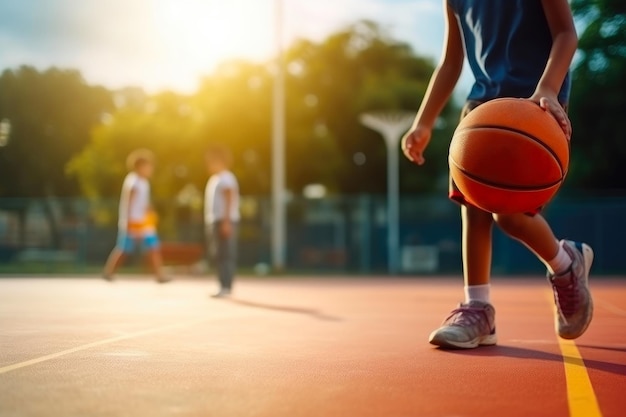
449, 98, 569, 214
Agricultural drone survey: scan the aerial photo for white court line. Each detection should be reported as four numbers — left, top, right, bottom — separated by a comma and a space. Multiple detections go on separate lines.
0, 318, 208, 375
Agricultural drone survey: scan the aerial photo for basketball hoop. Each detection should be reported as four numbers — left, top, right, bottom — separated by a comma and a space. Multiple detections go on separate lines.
359, 112, 415, 146
359, 110, 416, 274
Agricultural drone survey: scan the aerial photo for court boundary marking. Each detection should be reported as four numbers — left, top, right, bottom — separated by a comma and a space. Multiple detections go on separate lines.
558, 338, 603, 417
0, 318, 209, 375
548, 290, 603, 417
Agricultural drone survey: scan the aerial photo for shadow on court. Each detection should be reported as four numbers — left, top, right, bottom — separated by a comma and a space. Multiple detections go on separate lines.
445, 344, 626, 376
226, 298, 343, 322
0, 276, 624, 417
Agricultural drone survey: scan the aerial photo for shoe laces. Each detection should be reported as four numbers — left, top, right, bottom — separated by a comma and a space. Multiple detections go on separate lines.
444, 305, 491, 331
552, 273, 579, 317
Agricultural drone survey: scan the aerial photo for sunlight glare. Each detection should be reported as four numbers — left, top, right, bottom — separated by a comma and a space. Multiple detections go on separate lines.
151, 0, 274, 90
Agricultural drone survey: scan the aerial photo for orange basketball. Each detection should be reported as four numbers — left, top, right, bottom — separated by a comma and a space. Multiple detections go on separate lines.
449, 98, 569, 214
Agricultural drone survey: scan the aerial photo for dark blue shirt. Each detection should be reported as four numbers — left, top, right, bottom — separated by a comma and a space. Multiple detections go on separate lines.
448, 0, 571, 104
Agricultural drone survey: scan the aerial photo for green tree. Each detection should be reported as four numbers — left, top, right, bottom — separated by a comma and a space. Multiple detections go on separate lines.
568, 0, 626, 190
69, 21, 455, 209
284, 21, 458, 195
0, 66, 112, 247
67, 90, 207, 236
192, 60, 276, 196
0, 66, 112, 197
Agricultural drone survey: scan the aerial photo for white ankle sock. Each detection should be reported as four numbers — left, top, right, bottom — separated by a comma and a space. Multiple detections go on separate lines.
465, 284, 491, 304
546, 241, 572, 275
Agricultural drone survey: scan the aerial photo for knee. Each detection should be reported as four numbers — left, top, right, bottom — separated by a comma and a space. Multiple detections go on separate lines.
493, 213, 527, 237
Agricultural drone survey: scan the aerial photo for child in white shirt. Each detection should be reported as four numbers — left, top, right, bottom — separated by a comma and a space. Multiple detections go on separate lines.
205, 146, 240, 297
103, 149, 169, 283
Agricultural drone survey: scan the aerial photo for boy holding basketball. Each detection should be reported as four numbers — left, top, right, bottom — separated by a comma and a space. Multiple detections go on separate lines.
103, 149, 170, 283
402, 0, 593, 348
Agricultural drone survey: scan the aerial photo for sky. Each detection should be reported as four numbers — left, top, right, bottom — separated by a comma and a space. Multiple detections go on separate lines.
0, 0, 473, 95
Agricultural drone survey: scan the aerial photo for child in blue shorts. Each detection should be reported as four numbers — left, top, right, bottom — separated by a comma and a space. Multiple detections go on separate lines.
103, 149, 170, 283
402, 0, 593, 348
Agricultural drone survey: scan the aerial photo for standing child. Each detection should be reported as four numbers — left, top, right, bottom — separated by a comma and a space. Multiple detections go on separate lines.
103, 149, 170, 283
402, 0, 593, 348
204, 146, 240, 298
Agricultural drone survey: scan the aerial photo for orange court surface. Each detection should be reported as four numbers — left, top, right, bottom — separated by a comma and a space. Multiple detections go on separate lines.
0, 275, 625, 417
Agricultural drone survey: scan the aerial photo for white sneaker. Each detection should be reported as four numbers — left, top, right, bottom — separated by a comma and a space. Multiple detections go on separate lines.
211, 289, 231, 298
429, 301, 497, 349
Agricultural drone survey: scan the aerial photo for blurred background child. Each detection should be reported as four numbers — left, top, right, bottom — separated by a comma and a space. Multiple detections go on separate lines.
103, 149, 170, 283
205, 145, 240, 298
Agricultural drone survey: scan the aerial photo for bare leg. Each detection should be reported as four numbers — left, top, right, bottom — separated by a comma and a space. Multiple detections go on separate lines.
493, 213, 559, 263
103, 248, 125, 280
494, 212, 593, 340
462, 205, 494, 286
428, 204, 497, 349
147, 249, 169, 283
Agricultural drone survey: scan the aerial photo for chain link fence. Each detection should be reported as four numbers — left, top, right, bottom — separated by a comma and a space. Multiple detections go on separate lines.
0, 195, 624, 275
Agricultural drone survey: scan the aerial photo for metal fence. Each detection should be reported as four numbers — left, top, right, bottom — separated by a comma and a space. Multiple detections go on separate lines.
0, 195, 624, 275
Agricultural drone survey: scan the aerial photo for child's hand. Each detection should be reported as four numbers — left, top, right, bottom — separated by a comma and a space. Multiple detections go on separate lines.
401, 126, 432, 165
540, 96, 572, 141
529, 95, 572, 141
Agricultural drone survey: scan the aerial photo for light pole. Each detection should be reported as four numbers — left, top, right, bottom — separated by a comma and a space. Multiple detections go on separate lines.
271, 0, 286, 271
359, 111, 414, 274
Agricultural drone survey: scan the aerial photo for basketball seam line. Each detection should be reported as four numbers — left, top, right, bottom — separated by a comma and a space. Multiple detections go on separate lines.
449, 158, 564, 191
456, 124, 568, 175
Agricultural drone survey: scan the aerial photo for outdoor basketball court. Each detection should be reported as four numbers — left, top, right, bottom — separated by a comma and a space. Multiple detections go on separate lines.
0, 275, 624, 417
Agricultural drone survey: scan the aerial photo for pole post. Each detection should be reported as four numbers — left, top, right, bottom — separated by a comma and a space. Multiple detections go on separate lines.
359, 112, 414, 274
385, 136, 400, 274
271, 0, 286, 271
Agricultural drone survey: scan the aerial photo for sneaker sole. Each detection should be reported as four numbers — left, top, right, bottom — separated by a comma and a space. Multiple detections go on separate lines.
428, 332, 497, 349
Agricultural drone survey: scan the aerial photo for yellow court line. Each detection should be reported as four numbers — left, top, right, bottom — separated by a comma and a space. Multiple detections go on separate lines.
557, 338, 603, 417
0, 319, 208, 375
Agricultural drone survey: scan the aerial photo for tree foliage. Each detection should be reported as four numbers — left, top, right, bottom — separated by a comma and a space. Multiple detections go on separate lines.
68, 91, 206, 201
0, 66, 112, 197
2, 13, 625, 207
68, 21, 458, 205
284, 21, 457, 194
568, 0, 626, 190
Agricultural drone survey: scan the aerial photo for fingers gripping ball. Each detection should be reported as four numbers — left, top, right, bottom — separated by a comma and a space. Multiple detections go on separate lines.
449, 98, 569, 214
